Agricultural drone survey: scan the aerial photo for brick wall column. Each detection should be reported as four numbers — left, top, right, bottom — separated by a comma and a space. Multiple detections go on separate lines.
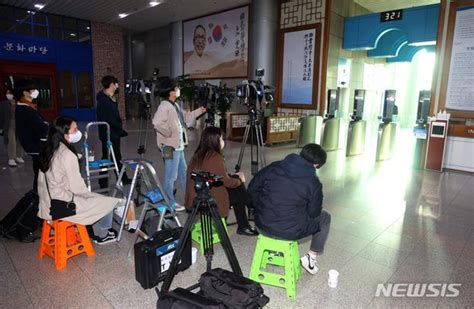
91, 22, 126, 119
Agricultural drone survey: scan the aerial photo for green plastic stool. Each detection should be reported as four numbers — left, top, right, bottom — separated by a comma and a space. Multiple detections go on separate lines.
249, 234, 301, 300
191, 216, 228, 255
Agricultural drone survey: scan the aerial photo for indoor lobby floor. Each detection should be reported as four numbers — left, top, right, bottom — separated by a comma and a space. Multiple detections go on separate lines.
0, 120, 473, 308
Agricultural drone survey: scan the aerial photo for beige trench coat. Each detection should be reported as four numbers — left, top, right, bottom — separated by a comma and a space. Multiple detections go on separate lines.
37, 143, 119, 225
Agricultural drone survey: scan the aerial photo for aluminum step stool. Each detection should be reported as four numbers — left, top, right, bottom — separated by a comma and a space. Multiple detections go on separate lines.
111, 158, 180, 254
82, 122, 119, 194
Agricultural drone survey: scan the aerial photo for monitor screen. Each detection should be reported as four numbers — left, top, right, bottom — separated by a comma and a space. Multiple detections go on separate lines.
432, 125, 445, 136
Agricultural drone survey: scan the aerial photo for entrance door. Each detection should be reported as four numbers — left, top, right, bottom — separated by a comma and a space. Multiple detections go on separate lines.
0, 60, 59, 122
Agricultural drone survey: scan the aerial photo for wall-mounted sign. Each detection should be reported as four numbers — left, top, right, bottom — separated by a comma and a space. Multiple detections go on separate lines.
183, 6, 249, 79
380, 10, 403, 22
445, 6, 474, 112
0, 35, 55, 62
277, 24, 321, 109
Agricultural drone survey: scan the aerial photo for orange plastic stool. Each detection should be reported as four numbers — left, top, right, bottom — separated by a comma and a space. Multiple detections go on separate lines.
38, 219, 95, 270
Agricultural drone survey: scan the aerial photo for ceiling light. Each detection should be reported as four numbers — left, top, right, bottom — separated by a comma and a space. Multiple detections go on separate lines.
150, 1, 161, 6
86, 26, 90, 30
70, 33, 76, 37
118, 13, 128, 18
34, 4, 45, 10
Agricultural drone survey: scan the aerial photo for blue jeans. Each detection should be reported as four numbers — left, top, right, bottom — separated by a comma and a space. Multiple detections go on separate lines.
163, 149, 187, 205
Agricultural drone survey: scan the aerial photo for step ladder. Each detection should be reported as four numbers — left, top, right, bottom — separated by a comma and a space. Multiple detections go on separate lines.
111, 159, 181, 256
82, 122, 119, 194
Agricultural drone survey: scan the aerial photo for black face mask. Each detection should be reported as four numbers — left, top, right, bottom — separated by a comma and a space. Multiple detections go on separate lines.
114, 87, 120, 95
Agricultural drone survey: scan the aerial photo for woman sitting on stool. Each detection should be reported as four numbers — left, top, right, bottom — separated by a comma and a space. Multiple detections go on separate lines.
37, 116, 121, 244
185, 127, 258, 236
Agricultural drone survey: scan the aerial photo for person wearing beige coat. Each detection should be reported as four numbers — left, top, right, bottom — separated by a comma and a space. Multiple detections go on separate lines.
152, 80, 205, 209
37, 117, 120, 244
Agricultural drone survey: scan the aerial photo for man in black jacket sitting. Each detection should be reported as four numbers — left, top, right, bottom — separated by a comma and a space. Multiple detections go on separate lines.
96, 75, 131, 188
248, 144, 331, 275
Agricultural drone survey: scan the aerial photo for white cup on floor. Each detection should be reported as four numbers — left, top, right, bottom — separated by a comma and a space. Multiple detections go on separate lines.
328, 269, 339, 288
191, 247, 198, 264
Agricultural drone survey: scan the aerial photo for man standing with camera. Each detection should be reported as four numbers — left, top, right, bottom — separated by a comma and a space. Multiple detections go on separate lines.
153, 79, 205, 211
248, 144, 331, 275
96, 75, 131, 188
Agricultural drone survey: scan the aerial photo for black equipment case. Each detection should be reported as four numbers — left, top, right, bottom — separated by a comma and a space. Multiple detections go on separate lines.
135, 227, 191, 289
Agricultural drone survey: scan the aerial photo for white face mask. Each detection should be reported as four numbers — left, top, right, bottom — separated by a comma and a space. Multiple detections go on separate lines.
6, 94, 14, 101
31, 89, 39, 99
68, 130, 82, 144
175, 88, 181, 98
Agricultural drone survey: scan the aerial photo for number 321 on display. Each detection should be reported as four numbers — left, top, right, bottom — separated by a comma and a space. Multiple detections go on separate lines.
380, 10, 403, 22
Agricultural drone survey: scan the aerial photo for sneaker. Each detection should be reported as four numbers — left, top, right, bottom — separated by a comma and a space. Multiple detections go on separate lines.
8, 159, 17, 167
301, 253, 319, 275
93, 229, 117, 245
173, 203, 186, 212
15, 157, 25, 164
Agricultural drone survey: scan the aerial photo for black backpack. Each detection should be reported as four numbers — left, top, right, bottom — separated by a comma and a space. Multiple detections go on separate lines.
0, 190, 40, 242
199, 268, 269, 309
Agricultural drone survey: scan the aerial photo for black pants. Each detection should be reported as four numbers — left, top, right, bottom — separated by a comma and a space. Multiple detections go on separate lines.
99, 139, 128, 189
31, 154, 40, 192
226, 184, 251, 229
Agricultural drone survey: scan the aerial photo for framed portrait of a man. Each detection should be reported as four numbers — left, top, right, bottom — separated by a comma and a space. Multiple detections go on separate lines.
183, 6, 249, 79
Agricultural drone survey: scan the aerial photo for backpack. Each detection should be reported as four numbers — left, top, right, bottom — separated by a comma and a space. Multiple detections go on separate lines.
156, 288, 226, 309
199, 268, 269, 309
0, 190, 40, 242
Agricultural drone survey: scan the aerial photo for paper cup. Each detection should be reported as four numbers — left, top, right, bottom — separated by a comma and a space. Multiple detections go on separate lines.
191, 247, 198, 264
328, 269, 339, 288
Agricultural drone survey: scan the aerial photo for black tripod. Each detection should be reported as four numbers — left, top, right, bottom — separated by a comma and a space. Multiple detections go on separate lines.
235, 107, 266, 175
161, 172, 242, 293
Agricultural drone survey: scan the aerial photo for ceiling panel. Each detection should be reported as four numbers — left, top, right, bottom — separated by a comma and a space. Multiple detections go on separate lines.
0, 0, 251, 32
354, 0, 440, 13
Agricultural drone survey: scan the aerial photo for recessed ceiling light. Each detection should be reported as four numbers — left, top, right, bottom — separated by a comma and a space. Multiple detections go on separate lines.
150, 1, 161, 6
118, 13, 128, 18
34, 4, 45, 10
70, 33, 76, 37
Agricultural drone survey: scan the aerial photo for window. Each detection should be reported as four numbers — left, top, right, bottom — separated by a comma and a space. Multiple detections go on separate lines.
59, 71, 77, 108
77, 72, 93, 108
0, 5, 92, 44
31, 76, 53, 110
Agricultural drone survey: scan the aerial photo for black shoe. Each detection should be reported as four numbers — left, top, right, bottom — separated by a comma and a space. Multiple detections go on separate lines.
237, 226, 258, 236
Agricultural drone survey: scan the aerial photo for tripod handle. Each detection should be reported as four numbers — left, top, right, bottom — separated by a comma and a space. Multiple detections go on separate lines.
234, 164, 241, 173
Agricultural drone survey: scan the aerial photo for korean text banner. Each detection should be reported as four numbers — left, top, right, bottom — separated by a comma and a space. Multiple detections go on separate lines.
183, 6, 249, 79
282, 29, 316, 105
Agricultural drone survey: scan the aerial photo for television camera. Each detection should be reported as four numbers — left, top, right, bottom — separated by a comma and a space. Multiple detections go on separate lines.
195, 82, 234, 127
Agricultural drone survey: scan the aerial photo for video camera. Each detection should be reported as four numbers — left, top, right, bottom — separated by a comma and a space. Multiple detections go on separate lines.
236, 69, 274, 111
191, 171, 223, 192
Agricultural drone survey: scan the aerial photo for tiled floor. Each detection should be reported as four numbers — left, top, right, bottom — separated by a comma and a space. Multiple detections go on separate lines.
0, 120, 473, 308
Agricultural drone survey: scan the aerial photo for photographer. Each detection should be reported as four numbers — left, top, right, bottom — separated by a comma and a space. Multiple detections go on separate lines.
248, 144, 331, 274
185, 127, 257, 236
152, 79, 205, 211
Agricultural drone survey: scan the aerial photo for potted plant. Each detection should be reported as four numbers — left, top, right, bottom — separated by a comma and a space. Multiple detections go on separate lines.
175, 74, 196, 108
216, 84, 235, 133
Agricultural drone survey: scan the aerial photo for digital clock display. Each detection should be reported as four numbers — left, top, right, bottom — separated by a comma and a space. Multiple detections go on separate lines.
380, 10, 403, 22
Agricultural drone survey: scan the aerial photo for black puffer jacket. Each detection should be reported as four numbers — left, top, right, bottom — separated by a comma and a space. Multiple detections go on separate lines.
248, 153, 323, 240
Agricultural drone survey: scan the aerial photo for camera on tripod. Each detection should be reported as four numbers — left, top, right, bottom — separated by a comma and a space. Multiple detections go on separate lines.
236, 69, 275, 111
191, 171, 223, 192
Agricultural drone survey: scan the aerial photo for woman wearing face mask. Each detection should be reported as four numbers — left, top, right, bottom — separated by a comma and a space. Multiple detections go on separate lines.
185, 127, 258, 236
37, 116, 121, 244
0, 87, 25, 167
14, 79, 48, 191
153, 78, 205, 211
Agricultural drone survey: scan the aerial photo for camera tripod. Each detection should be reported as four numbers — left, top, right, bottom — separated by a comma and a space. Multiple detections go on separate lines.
161, 174, 242, 293
235, 108, 267, 175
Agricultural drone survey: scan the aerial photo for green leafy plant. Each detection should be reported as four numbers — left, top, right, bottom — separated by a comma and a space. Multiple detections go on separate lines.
216, 84, 235, 120
175, 74, 195, 105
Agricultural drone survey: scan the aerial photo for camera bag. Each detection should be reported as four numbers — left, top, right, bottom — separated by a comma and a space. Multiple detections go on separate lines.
199, 268, 269, 308
157, 288, 225, 309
